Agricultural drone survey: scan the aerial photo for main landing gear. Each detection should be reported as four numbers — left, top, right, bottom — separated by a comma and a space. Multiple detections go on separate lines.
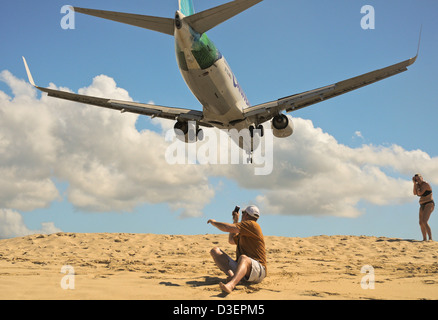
246, 124, 264, 163
249, 124, 264, 138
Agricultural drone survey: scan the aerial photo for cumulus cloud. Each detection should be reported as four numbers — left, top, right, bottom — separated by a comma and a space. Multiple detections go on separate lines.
0, 209, 61, 239
210, 118, 438, 218
0, 70, 214, 220
0, 71, 61, 211
1, 69, 438, 225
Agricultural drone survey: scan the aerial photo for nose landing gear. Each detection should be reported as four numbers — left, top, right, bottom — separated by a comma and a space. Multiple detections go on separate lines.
246, 150, 253, 164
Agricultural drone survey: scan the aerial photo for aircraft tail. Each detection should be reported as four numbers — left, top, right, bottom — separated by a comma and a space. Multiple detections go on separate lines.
179, 0, 195, 16
73, 0, 263, 36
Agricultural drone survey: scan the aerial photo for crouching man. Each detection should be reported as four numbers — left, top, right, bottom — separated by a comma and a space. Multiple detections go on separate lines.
207, 205, 267, 294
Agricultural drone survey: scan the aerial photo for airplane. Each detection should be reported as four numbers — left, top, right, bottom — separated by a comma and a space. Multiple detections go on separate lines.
23, 0, 419, 160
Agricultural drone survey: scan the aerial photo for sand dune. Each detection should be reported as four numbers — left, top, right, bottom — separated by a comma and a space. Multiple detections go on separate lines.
0, 233, 437, 300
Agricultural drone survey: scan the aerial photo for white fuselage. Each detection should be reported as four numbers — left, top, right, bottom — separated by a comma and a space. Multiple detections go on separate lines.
174, 12, 251, 130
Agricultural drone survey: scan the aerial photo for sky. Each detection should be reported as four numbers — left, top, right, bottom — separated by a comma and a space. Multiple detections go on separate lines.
1, 0, 438, 240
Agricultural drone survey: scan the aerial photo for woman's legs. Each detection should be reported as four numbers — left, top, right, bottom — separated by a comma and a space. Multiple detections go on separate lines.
419, 203, 434, 241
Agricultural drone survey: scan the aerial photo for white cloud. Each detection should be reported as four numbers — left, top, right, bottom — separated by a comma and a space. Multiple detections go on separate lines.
0, 71, 214, 219
1, 70, 438, 223
0, 209, 61, 239
0, 71, 61, 211
212, 118, 438, 217
353, 130, 364, 141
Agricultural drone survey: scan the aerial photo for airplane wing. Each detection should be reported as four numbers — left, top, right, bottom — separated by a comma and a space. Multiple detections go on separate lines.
22, 57, 208, 126
244, 54, 418, 124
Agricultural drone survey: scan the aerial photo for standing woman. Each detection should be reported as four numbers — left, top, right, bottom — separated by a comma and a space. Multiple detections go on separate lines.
413, 174, 434, 241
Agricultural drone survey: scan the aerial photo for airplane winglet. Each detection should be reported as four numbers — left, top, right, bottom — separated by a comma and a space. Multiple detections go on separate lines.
405, 26, 423, 67
22, 56, 36, 87
416, 25, 423, 58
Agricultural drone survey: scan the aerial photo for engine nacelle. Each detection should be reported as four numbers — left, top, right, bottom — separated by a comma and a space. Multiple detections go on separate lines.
174, 121, 203, 143
271, 114, 294, 138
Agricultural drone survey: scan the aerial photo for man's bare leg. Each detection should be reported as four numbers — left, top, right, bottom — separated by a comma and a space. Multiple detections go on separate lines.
210, 247, 235, 279
219, 255, 252, 294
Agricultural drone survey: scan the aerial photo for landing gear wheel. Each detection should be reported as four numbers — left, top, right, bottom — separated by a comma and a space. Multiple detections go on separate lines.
197, 128, 204, 141
249, 125, 264, 138
249, 125, 255, 138
257, 124, 264, 137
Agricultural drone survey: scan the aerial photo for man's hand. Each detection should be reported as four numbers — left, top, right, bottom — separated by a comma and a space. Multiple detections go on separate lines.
207, 219, 216, 225
232, 211, 239, 224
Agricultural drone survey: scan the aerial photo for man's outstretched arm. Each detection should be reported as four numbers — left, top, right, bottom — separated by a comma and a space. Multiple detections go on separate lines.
207, 220, 239, 234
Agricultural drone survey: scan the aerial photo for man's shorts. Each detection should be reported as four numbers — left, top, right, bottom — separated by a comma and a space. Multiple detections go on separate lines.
227, 256, 266, 284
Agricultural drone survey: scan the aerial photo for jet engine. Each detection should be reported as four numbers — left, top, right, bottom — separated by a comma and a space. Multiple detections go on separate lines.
174, 121, 203, 143
271, 114, 294, 138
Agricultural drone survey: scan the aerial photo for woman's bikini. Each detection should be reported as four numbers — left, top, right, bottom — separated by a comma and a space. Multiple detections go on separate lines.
420, 189, 434, 210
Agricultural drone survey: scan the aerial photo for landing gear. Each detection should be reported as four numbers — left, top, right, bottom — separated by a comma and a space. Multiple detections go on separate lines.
247, 124, 264, 163
197, 128, 204, 141
246, 151, 253, 164
174, 121, 203, 142
249, 124, 264, 138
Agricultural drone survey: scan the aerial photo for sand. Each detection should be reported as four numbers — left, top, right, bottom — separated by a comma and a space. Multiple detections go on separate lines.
0, 232, 437, 300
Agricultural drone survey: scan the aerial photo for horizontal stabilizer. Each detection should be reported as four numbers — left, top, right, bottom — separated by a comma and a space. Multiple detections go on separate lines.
185, 0, 263, 34
72, 7, 174, 35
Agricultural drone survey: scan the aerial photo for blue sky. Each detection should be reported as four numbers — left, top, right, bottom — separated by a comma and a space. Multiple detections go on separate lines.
1, 0, 437, 240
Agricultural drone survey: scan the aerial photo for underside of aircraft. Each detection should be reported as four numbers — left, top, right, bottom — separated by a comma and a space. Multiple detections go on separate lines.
23, 0, 419, 158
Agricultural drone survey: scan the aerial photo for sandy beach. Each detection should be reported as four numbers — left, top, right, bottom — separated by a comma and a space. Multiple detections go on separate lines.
0, 232, 437, 300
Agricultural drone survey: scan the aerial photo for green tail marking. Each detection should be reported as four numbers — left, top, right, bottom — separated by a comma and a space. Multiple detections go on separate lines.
179, 0, 195, 16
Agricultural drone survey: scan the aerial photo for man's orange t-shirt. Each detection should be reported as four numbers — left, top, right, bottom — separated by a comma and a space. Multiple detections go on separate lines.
233, 220, 267, 274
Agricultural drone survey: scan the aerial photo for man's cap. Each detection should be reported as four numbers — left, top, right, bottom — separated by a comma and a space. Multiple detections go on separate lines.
243, 205, 260, 219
